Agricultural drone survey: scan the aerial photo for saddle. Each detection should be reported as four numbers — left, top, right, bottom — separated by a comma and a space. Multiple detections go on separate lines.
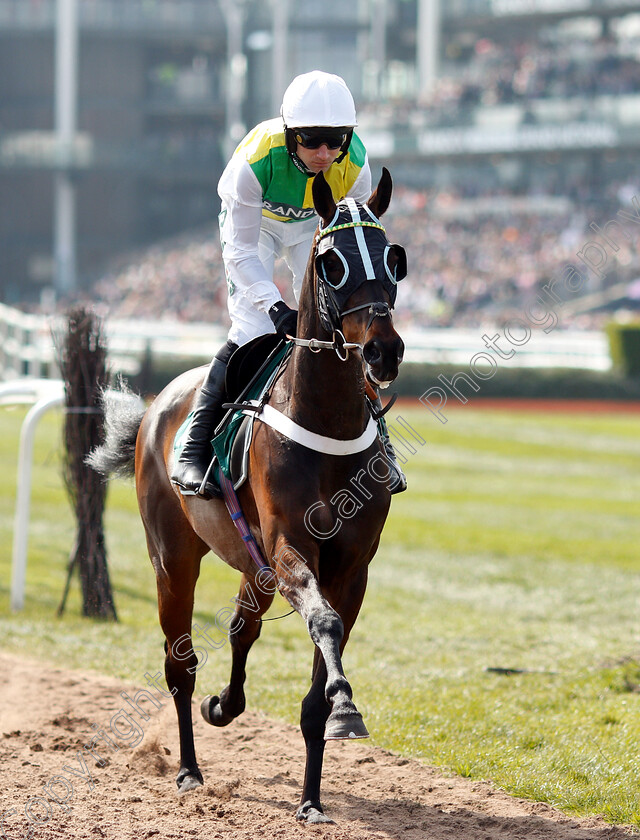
173, 335, 290, 493
214, 334, 288, 490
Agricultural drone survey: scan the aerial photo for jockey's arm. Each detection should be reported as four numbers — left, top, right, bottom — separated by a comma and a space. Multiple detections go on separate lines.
218, 162, 282, 313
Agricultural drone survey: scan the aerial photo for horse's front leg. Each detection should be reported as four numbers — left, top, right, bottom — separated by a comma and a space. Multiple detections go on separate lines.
305, 599, 368, 740
275, 542, 368, 822
296, 649, 333, 823
201, 572, 274, 727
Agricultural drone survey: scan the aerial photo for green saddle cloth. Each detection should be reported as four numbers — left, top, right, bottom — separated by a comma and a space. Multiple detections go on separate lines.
173, 341, 290, 488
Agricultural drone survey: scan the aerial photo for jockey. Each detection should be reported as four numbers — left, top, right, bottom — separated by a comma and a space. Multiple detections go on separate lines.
171, 70, 406, 499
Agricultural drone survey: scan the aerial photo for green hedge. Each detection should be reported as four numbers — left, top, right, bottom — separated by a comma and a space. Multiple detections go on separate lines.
606, 322, 640, 377
394, 362, 640, 401
119, 353, 209, 397
114, 352, 640, 402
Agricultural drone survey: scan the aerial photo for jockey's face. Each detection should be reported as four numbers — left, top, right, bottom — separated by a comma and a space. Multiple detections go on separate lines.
296, 142, 342, 173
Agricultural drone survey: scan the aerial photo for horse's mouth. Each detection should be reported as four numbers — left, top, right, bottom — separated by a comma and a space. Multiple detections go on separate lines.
366, 367, 394, 390
363, 336, 403, 392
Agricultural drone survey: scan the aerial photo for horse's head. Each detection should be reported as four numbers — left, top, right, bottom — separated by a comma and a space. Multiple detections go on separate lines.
310, 167, 406, 388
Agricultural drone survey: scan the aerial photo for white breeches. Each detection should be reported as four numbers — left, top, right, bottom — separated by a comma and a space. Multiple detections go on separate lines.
222, 214, 317, 348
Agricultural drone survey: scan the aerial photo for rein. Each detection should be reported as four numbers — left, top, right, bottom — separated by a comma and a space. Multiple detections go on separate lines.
288, 299, 392, 362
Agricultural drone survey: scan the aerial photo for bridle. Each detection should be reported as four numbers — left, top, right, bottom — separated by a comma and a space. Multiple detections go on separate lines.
290, 303, 392, 361
288, 208, 402, 362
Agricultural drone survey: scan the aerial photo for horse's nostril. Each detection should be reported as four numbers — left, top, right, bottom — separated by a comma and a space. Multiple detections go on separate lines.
363, 341, 382, 365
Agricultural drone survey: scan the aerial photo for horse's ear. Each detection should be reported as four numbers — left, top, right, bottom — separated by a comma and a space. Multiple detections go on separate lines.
367, 166, 393, 219
312, 171, 337, 226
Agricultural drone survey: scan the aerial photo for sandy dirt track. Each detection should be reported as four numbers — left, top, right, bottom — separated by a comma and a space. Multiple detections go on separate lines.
0, 652, 634, 840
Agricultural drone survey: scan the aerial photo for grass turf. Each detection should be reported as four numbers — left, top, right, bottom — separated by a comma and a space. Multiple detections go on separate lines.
1, 401, 640, 825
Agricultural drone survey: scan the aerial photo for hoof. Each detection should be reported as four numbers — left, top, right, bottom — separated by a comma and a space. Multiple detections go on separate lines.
296, 801, 335, 824
324, 709, 369, 741
200, 694, 236, 727
176, 768, 203, 792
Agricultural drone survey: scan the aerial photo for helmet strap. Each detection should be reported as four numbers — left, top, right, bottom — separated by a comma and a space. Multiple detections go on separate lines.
290, 151, 315, 177
334, 128, 354, 164
284, 126, 314, 176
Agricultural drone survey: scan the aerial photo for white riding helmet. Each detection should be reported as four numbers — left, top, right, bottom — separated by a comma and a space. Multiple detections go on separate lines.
281, 71, 358, 129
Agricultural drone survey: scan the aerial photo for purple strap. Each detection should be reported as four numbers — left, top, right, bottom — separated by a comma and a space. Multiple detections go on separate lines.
217, 467, 270, 570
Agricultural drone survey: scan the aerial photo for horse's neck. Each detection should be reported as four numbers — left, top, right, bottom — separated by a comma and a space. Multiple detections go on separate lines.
280, 299, 368, 439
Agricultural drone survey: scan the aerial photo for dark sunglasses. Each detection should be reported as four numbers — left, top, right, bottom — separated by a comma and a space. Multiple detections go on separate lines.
294, 128, 348, 150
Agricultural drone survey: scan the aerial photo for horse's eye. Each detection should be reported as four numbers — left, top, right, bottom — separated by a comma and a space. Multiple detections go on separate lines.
323, 253, 342, 275
320, 250, 348, 289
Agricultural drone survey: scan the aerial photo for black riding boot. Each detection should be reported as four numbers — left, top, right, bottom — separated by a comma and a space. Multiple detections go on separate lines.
171, 340, 237, 499
371, 395, 407, 495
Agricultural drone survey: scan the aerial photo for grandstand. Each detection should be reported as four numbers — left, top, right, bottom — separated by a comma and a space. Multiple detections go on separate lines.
1, 0, 639, 339
360, 1, 640, 332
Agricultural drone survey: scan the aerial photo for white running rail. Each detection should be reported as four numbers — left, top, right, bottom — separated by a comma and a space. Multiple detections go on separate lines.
0, 379, 65, 611
1, 378, 144, 612
0, 303, 611, 378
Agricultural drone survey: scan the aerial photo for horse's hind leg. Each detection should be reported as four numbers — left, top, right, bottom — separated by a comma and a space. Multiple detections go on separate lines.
201, 573, 274, 727
149, 532, 206, 792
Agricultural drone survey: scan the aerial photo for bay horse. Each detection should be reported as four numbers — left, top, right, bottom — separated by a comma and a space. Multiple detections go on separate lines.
90, 168, 406, 824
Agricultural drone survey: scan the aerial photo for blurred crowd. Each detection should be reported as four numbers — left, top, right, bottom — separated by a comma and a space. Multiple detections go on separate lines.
84, 230, 230, 324
436, 37, 640, 108
386, 181, 640, 331
359, 36, 640, 129
73, 177, 639, 333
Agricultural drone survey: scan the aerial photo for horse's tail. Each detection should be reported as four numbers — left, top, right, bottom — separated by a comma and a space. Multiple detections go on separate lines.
86, 383, 146, 479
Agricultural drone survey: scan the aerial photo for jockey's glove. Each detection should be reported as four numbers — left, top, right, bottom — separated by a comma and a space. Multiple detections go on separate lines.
268, 300, 298, 339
